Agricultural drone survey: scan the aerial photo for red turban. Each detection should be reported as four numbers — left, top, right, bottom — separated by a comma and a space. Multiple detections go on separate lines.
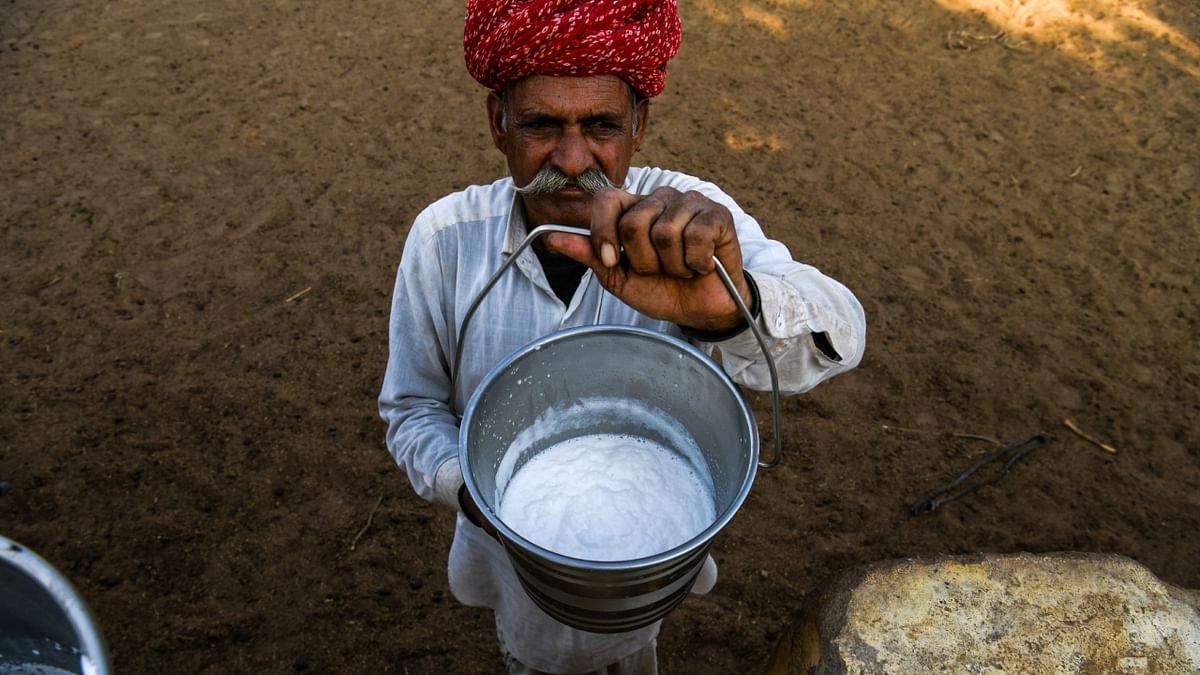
464, 0, 681, 98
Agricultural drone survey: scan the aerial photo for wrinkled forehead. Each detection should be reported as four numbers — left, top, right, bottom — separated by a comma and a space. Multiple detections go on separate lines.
504, 74, 636, 118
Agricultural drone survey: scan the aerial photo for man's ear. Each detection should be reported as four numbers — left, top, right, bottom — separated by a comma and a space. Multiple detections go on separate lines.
633, 97, 650, 152
486, 90, 506, 152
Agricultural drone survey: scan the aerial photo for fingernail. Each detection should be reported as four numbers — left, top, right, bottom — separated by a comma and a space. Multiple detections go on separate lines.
601, 243, 617, 268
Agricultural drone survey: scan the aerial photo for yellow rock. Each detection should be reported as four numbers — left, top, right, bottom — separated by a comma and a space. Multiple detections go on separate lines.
768, 553, 1200, 674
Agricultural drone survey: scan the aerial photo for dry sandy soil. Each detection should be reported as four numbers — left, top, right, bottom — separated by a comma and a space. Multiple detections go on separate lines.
2, 0, 1198, 672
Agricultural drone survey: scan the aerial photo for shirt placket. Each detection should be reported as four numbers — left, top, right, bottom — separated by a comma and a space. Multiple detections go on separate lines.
561, 270, 600, 328
512, 248, 570, 327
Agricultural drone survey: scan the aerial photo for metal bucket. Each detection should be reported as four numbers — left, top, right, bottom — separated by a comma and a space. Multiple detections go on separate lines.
453, 225, 782, 633
0, 535, 110, 674
461, 325, 760, 632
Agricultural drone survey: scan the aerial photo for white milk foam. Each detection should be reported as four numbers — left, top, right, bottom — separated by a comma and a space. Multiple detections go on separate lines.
498, 433, 716, 561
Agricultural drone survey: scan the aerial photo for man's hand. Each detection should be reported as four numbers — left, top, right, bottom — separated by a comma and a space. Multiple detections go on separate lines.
542, 187, 753, 333
457, 484, 499, 539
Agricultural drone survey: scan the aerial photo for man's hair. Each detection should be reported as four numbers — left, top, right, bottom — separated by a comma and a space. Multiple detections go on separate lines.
499, 82, 642, 136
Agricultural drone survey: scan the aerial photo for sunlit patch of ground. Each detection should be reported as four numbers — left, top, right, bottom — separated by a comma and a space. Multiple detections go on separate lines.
739, 5, 788, 36
714, 94, 787, 152
935, 0, 1200, 76
695, 0, 1198, 78
724, 128, 787, 152
695, 0, 805, 35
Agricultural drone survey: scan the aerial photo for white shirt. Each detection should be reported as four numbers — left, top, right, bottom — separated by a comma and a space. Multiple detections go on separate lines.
378, 166, 865, 671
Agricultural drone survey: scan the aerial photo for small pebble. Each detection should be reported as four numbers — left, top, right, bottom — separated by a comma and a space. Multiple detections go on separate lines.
408, 577, 423, 591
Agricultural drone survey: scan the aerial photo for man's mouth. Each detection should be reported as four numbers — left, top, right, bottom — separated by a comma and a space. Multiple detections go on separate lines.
550, 182, 591, 197
515, 167, 612, 197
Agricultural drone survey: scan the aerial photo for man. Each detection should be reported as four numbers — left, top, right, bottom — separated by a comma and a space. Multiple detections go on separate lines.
379, 1, 866, 672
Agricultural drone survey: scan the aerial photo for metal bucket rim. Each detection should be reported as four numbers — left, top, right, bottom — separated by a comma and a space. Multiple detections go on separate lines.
459, 324, 759, 570
0, 534, 110, 674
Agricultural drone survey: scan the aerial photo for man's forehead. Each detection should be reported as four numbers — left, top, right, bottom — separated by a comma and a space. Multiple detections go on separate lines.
507, 74, 633, 117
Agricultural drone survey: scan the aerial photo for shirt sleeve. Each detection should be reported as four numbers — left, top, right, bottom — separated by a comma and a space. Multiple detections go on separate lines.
659, 171, 867, 394
378, 216, 465, 508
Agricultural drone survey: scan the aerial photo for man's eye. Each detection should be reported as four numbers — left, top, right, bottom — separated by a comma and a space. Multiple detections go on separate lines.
588, 122, 622, 134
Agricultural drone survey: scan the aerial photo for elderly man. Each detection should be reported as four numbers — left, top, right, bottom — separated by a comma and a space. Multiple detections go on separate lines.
379, 1, 866, 672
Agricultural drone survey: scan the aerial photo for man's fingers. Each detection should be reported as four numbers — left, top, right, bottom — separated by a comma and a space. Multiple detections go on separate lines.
682, 208, 727, 274
649, 201, 698, 278
619, 197, 668, 275
590, 186, 740, 284
590, 188, 642, 268
542, 232, 601, 268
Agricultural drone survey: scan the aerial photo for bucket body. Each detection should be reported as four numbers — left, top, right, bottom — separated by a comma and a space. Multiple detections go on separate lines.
0, 536, 110, 674
460, 325, 758, 633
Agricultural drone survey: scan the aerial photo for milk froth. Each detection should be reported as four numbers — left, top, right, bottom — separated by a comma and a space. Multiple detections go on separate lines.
498, 433, 716, 561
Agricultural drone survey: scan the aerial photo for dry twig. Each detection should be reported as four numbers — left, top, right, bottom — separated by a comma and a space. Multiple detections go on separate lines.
1063, 418, 1118, 454
350, 494, 385, 551
881, 424, 924, 435
285, 286, 312, 303
883, 425, 1002, 447
946, 28, 1025, 51
950, 432, 1003, 446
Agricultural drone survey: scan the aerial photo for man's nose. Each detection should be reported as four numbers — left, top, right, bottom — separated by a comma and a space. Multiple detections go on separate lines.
551, 127, 593, 177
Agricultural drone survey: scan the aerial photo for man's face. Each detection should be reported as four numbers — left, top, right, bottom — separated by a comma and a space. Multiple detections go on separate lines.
488, 74, 647, 228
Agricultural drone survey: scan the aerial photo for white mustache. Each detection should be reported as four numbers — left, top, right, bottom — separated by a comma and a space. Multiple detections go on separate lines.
515, 167, 613, 196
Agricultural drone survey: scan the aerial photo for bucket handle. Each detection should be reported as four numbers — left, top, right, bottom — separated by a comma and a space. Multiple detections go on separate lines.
451, 224, 782, 469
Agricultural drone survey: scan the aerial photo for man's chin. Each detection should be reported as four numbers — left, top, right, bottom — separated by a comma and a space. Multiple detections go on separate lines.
522, 192, 594, 228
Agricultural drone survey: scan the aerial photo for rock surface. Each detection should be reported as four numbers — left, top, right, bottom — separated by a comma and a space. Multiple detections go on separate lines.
768, 553, 1200, 674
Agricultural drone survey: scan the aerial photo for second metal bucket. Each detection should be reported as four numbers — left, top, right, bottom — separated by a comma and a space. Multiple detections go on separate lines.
0, 535, 110, 674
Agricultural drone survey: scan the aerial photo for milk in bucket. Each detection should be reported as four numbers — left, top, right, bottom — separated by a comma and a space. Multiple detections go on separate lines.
495, 397, 716, 562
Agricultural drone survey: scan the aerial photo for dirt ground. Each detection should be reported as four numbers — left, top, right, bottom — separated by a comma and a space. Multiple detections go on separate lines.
1, 0, 1197, 672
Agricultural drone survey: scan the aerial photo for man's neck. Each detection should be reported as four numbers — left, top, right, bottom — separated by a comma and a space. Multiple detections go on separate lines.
514, 198, 587, 304
533, 241, 586, 306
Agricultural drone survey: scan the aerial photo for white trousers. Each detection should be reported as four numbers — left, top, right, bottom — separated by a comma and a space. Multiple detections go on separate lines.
448, 513, 715, 673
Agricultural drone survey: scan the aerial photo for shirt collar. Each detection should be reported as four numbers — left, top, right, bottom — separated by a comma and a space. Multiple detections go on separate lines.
501, 186, 527, 257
